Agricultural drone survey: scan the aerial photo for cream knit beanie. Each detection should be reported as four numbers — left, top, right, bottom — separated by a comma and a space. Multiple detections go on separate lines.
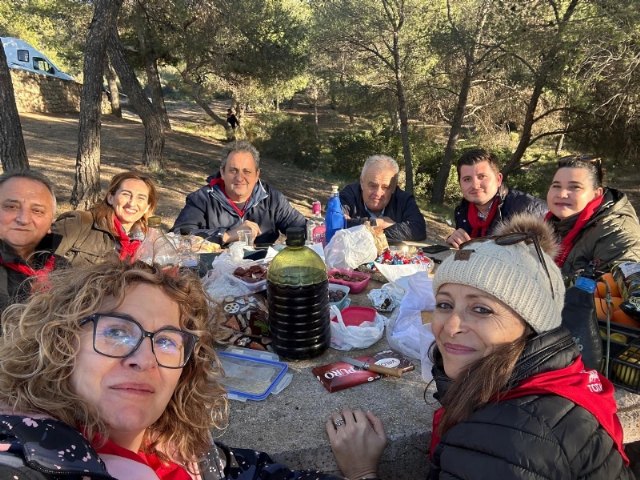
433, 214, 565, 333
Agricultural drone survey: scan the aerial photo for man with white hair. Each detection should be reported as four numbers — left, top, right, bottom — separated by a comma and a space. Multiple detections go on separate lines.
339, 155, 426, 241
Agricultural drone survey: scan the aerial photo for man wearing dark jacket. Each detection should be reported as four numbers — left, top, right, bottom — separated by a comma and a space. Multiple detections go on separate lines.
340, 155, 426, 242
446, 148, 546, 248
0, 170, 64, 315
172, 141, 306, 245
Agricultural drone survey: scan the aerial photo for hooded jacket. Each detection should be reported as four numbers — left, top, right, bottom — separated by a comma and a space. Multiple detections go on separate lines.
339, 182, 427, 241
172, 177, 306, 245
428, 327, 633, 480
547, 187, 640, 277
454, 186, 547, 237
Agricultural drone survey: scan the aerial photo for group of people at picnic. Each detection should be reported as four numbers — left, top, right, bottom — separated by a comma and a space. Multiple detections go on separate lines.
0, 139, 638, 479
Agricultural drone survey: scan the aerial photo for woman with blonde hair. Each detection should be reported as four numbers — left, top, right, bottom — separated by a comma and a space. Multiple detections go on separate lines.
53, 171, 158, 266
0, 259, 342, 479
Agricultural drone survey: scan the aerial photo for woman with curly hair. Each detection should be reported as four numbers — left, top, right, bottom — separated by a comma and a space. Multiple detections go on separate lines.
0, 259, 341, 479
53, 171, 158, 266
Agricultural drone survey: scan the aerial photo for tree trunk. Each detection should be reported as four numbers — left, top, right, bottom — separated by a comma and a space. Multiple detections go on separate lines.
431, 72, 472, 205
181, 74, 227, 128
105, 59, 121, 118
431, 0, 489, 205
145, 56, 171, 131
0, 46, 29, 171
396, 79, 413, 194
72, 0, 123, 209
108, 28, 165, 171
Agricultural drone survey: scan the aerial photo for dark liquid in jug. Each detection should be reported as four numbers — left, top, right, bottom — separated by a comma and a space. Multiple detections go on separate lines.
267, 276, 330, 360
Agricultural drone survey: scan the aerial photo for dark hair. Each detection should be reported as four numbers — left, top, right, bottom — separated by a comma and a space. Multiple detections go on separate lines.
220, 140, 260, 171
0, 169, 57, 211
430, 326, 533, 435
91, 172, 158, 234
456, 149, 501, 178
556, 154, 604, 188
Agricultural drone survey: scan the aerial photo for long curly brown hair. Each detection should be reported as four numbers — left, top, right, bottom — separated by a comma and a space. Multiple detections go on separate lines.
0, 259, 228, 465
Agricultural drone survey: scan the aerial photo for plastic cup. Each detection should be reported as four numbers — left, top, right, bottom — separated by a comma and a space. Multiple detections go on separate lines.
238, 229, 254, 247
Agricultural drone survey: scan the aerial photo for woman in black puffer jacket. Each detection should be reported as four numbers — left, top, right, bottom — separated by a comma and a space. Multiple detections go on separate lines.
328, 213, 634, 480
426, 214, 633, 479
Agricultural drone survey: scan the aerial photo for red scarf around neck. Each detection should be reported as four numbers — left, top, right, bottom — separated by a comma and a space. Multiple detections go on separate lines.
209, 177, 249, 218
545, 194, 604, 267
113, 216, 141, 261
0, 255, 56, 292
467, 198, 500, 238
430, 357, 628, 465
95, 438, 191, 480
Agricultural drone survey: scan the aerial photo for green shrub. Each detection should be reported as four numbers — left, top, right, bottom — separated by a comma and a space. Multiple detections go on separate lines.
256, 115, 322, 170
328, 129, 401, 178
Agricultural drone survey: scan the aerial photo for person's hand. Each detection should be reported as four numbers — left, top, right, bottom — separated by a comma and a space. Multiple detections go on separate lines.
376, 217, 395, 230
223, 221, 261, 244
326, 408, 387, 480
445, 228, 471, 249
240, 220, 261, 239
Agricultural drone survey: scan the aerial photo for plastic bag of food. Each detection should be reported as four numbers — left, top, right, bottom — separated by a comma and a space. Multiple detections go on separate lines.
324, 225, 377, 269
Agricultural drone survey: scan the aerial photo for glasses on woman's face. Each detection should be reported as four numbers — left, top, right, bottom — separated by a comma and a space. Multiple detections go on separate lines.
460, 232, 555, 300
80, 313, 199, 369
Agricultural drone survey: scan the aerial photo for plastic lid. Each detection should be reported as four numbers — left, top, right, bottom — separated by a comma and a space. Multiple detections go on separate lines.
147, 216, 162, 227
285, 227, 306, 246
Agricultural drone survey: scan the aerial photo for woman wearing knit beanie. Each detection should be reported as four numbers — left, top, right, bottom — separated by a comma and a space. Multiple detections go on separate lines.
328, 213, 633, 480
427, 212, 632, 479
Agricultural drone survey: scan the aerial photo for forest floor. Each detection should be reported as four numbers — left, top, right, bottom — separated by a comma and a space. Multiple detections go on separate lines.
21, 100, 453, 242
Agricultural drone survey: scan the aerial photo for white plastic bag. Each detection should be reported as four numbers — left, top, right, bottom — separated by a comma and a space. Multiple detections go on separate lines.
329, 305, 385, 351
324, 226, 377, 269
386, 272, 436, 360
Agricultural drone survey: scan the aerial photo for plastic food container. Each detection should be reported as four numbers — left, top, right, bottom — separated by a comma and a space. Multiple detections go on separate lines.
217, 350, 289, 401
331, 306, 377, 326
327, 268, 371, 294
328, 284, 350, 310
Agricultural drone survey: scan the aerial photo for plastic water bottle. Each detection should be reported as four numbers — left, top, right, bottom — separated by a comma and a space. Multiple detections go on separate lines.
325, 185, 345, 244
267, 227, 330, 359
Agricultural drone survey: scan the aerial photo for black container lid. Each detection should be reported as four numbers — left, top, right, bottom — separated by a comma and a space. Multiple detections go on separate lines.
285, 227, 305, 246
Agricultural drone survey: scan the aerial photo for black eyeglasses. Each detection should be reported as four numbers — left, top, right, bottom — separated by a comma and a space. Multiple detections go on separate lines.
80, 313, 199, 369
460, 232, 555, 300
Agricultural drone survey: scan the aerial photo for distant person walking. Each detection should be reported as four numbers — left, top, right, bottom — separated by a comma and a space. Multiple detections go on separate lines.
227, 109, 239, 129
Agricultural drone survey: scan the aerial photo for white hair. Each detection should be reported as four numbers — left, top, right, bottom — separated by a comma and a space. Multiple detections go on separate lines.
360, 155, 399, 181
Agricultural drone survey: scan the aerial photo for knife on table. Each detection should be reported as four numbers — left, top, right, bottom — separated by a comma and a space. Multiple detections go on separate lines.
341, 357, 404, 377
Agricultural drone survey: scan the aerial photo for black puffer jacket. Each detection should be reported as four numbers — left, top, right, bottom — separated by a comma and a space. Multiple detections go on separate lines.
429, 327, 634, 480
454, 186, 547, 236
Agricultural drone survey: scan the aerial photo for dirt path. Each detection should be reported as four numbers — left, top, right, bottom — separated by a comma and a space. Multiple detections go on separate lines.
21, 101, 452, 243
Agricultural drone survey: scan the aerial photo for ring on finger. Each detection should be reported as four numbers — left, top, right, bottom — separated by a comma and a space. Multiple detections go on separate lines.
333, 417, 346, 427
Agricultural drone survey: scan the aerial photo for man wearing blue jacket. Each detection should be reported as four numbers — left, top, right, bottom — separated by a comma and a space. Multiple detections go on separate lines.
339, 155, 427, 242
172, 141, 306, 245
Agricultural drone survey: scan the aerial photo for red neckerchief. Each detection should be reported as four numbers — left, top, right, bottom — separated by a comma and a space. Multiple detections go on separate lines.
113, 216, 141, 261
545, 194, 604, 267
95, 438, 191, 480
0, 255, 56, 291
467, 197, 500, 238
430, 357, 628, 465
209, 177, 248, 218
